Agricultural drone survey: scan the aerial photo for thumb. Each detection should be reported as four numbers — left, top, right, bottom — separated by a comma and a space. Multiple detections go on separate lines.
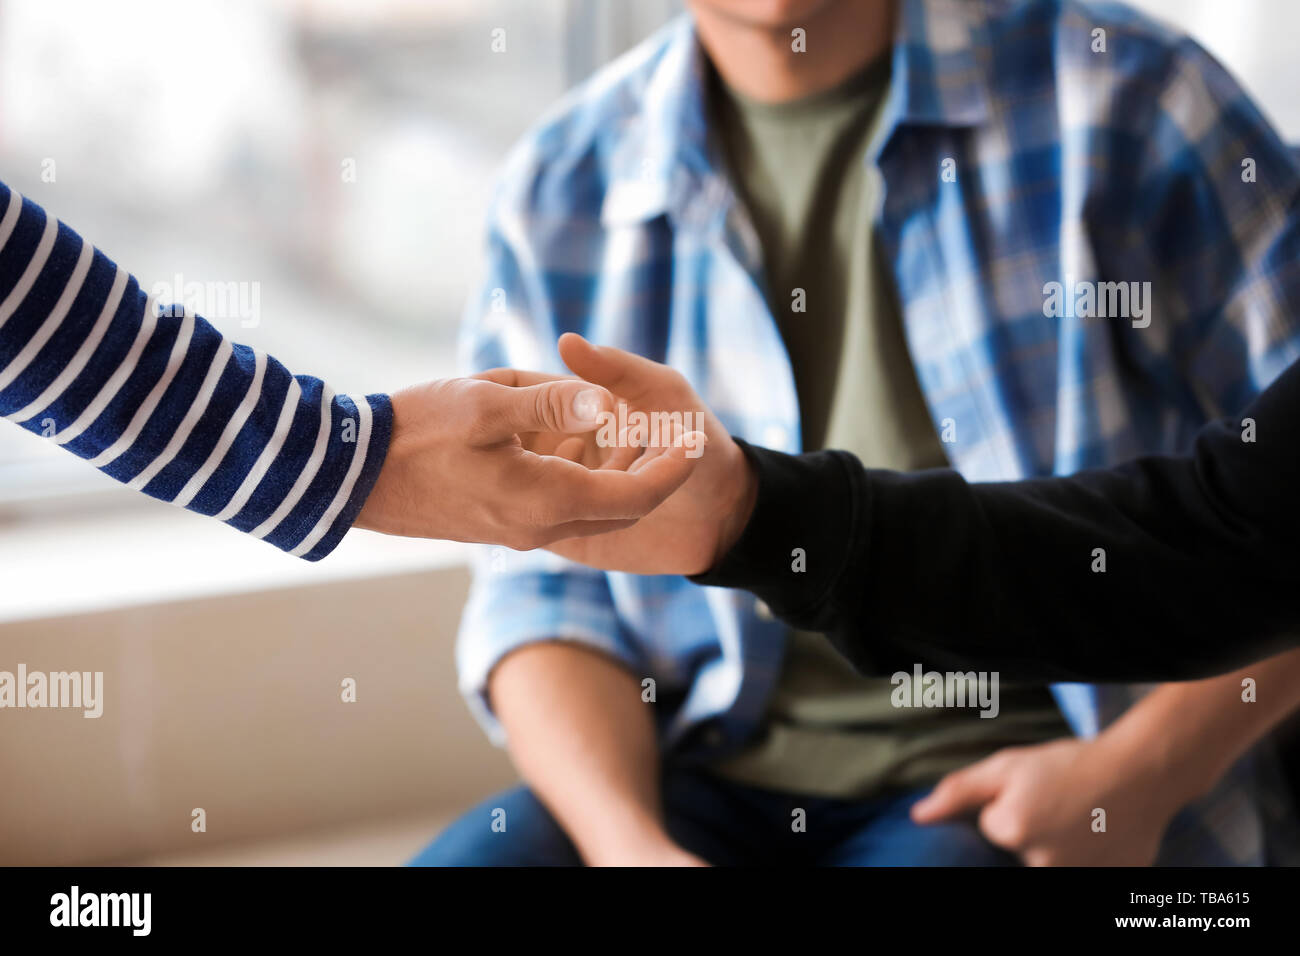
911, 759, 1005, 824
558, 332, 675, 401
472, 378, 613, 441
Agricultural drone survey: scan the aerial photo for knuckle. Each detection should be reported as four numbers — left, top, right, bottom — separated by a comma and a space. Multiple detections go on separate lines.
459, 383, 497, 434
984, 813, 1027, 849
534, 385, 566, 433
986, 751, 1017, 772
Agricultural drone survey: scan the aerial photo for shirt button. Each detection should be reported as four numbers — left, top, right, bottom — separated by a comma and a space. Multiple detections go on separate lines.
754, 598, 773, 620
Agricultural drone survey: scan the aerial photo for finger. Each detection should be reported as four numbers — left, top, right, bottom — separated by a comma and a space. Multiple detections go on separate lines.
523, 442, 700, 522
977, 799, 1027, 851
472, 378, 614, 442
557, 332, 680, 402
515, 430, 571, 457
628, 451, 664, 475
474, 367, 575, 387
594, 424, 646, 472
910, 760, 1005, 824
599, 440, 644, 472
628, 432, 673, 473
553, 436, 587, 462
629, 428, 706, 474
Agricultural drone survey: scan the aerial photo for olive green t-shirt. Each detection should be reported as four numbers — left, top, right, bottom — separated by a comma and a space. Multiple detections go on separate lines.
705, 57, 1070, 798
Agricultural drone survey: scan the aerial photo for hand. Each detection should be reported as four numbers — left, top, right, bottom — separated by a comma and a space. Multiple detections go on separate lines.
481, 333, 757, 575
629, 844, 710, 868
910, 737, 1183, 866
588, 832, 710, 867
355, 374, 700, 550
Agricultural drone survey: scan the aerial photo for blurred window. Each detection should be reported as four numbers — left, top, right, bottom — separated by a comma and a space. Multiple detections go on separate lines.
0, 0, 678, 514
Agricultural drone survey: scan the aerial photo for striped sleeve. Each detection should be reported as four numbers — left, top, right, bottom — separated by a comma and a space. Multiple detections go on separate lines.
0, 182, 392, 561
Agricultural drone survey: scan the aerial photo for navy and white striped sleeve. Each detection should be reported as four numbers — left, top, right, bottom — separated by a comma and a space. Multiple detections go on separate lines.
0, 182, 392, 561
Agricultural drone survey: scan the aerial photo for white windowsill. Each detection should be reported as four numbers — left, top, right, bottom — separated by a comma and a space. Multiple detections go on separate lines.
0, 501, 475, 625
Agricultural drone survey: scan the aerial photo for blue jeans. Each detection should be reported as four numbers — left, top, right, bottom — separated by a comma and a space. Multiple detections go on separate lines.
410, 766, 1018, 866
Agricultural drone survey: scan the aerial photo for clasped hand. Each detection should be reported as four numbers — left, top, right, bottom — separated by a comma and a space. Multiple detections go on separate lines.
356, 332, 754, 573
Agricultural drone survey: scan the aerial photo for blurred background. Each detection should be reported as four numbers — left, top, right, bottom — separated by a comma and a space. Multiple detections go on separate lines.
0, 0, 1297, 865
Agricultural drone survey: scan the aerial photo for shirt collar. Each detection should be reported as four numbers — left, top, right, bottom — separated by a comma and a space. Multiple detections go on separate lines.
601, 0, 992, 228
887, 0, 992, 131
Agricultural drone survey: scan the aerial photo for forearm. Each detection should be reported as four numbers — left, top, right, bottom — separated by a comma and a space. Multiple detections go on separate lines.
0, 182, 390, 560
696, 359, 1300, 681
837, 452, 1299, 682
1100, 649, 1300, 808
489, 641, 669, 865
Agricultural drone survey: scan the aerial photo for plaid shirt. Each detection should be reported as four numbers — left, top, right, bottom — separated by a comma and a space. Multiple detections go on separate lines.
457, 0, 1300, 864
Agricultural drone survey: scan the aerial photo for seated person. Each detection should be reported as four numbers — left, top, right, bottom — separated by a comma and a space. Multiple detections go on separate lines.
414, 0, 1300, 866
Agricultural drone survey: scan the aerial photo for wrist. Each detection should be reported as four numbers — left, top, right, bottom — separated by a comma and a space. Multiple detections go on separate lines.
710, 438, 758, 569
581, 821, 678, 867
1092, 721, 1217, 813
570, 801, 673, 866
353, 391, 412, 535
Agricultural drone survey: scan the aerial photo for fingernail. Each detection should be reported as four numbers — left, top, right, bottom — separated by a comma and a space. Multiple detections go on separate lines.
572, 388, 601, 423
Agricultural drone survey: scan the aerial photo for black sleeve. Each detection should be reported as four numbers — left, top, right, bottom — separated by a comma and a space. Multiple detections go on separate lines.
691, 361, 1300, 683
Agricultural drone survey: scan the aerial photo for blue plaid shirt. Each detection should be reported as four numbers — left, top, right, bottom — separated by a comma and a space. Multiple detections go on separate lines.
457, 0, 1300, 864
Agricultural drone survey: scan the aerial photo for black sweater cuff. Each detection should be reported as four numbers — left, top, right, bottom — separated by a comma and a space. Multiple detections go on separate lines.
689, 438, 866, 633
